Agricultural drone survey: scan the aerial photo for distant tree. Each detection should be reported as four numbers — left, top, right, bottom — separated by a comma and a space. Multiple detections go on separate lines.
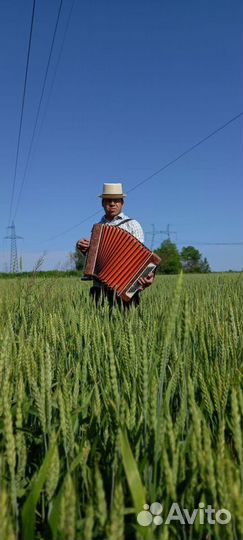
181, 246, 201, 272
69, 248, 84, 271
155, 239, 181, 274
200, 257, 211, 273
19, 256, 23, 272
180, 246, 211, 273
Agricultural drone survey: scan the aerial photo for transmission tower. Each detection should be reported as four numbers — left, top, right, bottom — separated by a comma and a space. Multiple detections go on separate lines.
145, 224, 177, 249
163, 224, 177, 241
4, 221, 23, 273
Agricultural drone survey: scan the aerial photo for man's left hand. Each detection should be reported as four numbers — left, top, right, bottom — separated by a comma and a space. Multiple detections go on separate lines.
138, 272, 155, 290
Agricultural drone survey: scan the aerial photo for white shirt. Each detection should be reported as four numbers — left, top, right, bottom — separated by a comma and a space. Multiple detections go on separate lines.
99, 212, 144, 243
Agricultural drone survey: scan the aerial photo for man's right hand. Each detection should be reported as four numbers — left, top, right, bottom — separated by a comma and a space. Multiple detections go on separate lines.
76, 238, 90, 253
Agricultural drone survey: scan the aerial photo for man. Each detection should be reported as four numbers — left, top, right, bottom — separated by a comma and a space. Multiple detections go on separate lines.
76, 183, 155, 308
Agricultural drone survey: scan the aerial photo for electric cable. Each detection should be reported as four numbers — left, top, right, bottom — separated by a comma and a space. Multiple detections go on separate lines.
8, 0, 36, 226
35, 111, 243, 245
12, 0, 64, 222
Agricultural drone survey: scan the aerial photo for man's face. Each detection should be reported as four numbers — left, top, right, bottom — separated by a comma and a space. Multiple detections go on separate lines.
102, 198, 124, 220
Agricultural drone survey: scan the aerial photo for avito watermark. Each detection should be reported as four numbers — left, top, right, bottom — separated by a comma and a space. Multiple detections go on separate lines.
137, 501, 231, 527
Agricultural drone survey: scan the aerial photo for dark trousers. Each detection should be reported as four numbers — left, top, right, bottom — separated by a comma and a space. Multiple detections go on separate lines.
90, 285, 140, 310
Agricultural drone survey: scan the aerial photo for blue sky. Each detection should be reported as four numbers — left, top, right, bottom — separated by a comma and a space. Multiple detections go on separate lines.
0, 0, 242, 271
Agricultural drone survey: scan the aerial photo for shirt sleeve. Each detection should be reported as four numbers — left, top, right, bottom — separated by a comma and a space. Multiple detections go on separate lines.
128, 220, 144, 243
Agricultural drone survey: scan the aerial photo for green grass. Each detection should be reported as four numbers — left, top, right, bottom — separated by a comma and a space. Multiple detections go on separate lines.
0, 273, 242, 540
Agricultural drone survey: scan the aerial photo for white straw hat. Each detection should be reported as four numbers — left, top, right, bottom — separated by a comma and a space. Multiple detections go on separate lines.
99, 183, 127, 198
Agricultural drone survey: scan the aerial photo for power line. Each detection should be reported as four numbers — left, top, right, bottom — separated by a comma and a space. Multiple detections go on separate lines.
34, 110, 243, 246
8, 0, 36, 226
34, 210, 102, 246
22, 0, 76, 175
178, 241, 243, 246
144, 232, 242, 248
13, 0, 64, 222
127, 111, 243, 194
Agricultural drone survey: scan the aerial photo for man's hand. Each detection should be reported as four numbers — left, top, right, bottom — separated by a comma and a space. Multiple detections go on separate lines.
76, 238, 90, 253
138, 272, 155, 290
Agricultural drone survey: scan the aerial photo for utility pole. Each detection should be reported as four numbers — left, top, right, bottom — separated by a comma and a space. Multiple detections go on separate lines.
4, 221, 23, 273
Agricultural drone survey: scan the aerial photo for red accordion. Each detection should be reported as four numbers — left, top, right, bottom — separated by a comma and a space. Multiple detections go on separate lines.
83, 224, 161, 301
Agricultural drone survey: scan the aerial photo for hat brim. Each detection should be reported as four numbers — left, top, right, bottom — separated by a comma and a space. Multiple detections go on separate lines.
99, 194, 127, 198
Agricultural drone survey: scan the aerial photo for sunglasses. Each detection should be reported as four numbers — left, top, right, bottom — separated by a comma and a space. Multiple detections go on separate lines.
104, 198, 123, 203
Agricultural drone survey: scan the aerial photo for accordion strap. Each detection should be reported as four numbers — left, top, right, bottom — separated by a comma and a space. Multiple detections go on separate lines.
113, 218, 132, 227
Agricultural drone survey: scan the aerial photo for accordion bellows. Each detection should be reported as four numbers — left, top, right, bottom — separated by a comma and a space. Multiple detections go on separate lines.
84, 224, 161, 301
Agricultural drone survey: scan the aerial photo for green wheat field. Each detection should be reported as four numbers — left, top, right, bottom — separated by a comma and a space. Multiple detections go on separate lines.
0, 273, 242, 540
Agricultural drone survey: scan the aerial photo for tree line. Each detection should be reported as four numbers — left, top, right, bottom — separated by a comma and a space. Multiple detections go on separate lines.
154, 239, 211, 274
